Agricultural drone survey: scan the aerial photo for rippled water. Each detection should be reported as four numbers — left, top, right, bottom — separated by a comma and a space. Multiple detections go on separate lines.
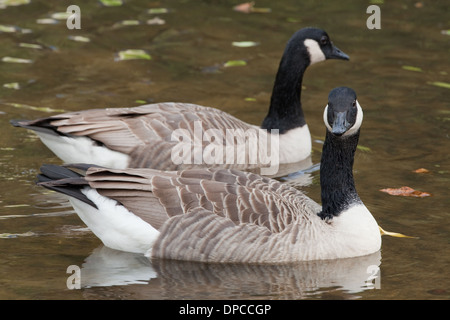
0, 0, 449, 300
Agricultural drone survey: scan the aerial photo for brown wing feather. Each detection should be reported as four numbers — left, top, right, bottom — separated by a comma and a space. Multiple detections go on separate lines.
82, 167, 319, 236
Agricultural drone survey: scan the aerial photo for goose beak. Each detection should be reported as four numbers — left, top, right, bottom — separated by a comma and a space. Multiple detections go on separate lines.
329, 44, 350, 61
331, 111, 350, 136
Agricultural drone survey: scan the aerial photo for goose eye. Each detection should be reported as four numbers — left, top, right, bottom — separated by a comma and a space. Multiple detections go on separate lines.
320, 36, 328, 45
352, 101, 356, 108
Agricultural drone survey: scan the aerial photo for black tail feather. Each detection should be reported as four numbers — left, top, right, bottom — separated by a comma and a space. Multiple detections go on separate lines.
37, 164, 97, 208
10, 119, 63, 136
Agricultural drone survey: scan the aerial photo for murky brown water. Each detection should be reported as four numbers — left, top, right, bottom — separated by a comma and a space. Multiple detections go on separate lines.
0, 0, 449, 300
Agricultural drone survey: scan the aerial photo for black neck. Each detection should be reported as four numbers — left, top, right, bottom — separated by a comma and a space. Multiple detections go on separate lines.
318, 130, 362, 220
261, 50, 309, 134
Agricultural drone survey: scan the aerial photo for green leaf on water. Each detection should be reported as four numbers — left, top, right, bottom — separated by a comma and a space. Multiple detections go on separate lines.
232, 41, 259, 48
68, 35, 91, 42
1, 56, 33, 63
119, 20, 141, 26
357, 145, 372, 152
440, 30, 450, 36
223, 60, 247, 67
5, 102, 65, 113
286, 17, 301, 23
36, 18, 59, 25
0, 24, 17, 32
148, 8, 169, 14
51, 12, 72, 20
3, 82, 20, 89
135, 100, 147, 104
244, 97, 256, 102
99, 0, 123, 6
0, 0, 31, 7
428, 81, 450, 89
19, 43, 43, 49
116, 49, 151, 61
402, 65, 422, 72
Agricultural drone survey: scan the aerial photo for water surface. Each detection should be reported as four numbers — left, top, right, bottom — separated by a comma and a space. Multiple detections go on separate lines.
0, 0, 449, 300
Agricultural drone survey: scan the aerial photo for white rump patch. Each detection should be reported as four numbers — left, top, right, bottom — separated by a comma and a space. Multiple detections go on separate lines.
36, 132, 130, 169
69, 187, 160, 255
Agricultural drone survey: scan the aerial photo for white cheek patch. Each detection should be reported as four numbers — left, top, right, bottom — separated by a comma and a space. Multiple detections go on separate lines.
343, 101, 363, 137
323, 105, 333, 132
322, 101, 364, 137
304, 39, 326, 65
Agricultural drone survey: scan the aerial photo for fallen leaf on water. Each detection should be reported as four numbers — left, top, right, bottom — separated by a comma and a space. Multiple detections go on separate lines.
233, 2, 254, 13
1, 56, 33, 63
68, 35, 91, 42
3, 82, 20, 90
99, 0, 123, 6
0, 24, 17, 32
5, 102, 66, 113
380, 186, 431, 197
115, 49, 151, 61
19, 43, 43, 49
0, 0, 31, 8
413, 168, 430, 173
223, 60, 247, 67
115, 20, 141, 27
428, 81, 450, 89
36, 18, 59, 25
147, 17, 165, 25
51, 12, 72, 20
402, 65, 422, 72
232, 41, 259, 48
148, 8, 169, 14
233, 2, 271, 13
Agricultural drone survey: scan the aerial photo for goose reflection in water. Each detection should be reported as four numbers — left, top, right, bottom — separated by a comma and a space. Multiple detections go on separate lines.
79, 245, 381, 299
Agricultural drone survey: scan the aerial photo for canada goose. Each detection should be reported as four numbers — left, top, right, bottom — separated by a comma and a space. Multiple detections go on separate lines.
37, 87, 381, 263
13, 27, 349, 175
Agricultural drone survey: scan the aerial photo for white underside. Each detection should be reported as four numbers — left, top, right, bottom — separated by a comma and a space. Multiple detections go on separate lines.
67, 189, 380, 260
69, 188, 159, 256
326, 204, 381, 259
36, 132, 130, 169
277, 125, 311, 163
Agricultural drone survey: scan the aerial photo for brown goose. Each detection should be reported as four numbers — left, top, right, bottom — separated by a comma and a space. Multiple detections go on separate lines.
37, 87, 381, 263
13, 27, 349, 176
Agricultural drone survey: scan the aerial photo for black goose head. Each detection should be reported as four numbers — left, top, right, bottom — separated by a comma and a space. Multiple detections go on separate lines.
287, 27, 350, 66
323, 87, 363, 137
262, 28, 350, 133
